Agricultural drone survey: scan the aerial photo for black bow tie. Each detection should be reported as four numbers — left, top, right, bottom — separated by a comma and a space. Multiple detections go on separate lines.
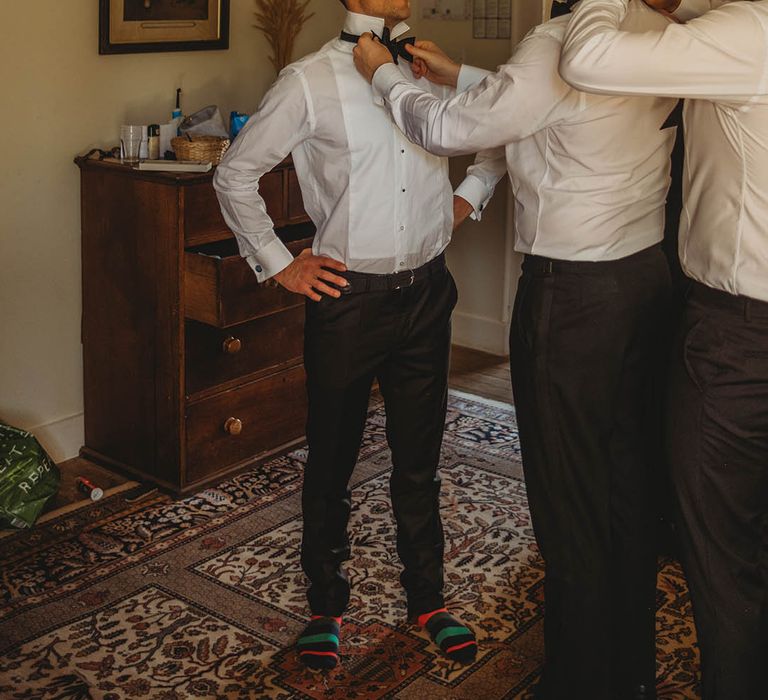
340, 26, 415, 64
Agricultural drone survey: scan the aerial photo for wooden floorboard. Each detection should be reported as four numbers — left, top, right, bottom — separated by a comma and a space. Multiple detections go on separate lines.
45, 458, 131, 514
44, 346, 512, 513
449, 345, 512, 405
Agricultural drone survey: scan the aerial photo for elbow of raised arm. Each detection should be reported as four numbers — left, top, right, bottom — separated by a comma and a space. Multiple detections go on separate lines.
558, 50, 592, 91
421, 117, 486, 158
403, 123, 459, 157
424, 137, 460, 158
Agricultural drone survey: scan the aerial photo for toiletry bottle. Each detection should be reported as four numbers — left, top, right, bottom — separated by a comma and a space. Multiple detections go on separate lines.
172, 88, 183, 136
147, 124, 160, 160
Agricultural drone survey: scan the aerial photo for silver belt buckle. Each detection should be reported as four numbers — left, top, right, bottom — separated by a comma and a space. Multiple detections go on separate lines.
394, 269, 415, 290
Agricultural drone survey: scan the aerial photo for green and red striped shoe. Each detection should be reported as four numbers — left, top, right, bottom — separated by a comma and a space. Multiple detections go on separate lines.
296, 616, 341, 670
418, 608, 478, 665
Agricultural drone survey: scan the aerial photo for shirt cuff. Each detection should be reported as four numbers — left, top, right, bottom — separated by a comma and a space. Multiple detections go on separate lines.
245, 237, 294, 283
455, 174, 493, 222
673, 0, 712, 21
372, 62, 406, 104
457, 64, 492, 93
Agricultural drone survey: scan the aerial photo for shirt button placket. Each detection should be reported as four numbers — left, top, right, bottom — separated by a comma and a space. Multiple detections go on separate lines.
395, 139, 407, 270
397, 135, 408, 269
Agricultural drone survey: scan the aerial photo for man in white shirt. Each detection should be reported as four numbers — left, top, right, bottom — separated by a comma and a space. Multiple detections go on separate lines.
560, 3, 768, 698
354, 4, 677, 698
214, 0, 483, 671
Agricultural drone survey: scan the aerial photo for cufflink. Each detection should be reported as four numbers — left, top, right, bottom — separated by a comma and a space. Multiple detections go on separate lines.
255, 265, 263, 273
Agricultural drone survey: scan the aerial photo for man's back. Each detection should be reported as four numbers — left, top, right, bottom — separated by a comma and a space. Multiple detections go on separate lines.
505, 3, 678, 260
677, 2, 768, 299
368, 0, 678, 261
560, 0, 768, 299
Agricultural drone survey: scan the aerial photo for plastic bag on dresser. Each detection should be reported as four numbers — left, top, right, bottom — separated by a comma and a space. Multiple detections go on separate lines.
179, 105, 230, 138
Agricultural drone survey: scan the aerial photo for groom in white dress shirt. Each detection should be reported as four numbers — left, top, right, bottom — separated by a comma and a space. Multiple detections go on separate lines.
214, 0, 488, 671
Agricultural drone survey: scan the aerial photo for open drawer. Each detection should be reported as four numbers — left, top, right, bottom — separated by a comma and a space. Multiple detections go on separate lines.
184, 224, 314, 328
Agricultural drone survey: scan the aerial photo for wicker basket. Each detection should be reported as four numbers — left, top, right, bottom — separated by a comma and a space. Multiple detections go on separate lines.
171, 135, 230, 165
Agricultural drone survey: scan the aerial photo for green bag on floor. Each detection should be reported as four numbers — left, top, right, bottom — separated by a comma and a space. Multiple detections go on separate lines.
0, 423, 60, 529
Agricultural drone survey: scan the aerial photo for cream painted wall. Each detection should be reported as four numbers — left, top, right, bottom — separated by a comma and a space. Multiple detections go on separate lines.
0, 0, 343, 462
411, 0, 548, 356
0, 0, 546, 462
408, 11, 513, 357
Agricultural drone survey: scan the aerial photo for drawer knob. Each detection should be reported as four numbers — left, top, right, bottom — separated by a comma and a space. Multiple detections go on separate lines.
224, 417, 243, 436
223, 337, 242, 355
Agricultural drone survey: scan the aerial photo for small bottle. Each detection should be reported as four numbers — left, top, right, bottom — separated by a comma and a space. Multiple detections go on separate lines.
230, 111, 249, 140
76, 476, 104, 502
172, 88, 183, 136
147, 124, 160, 160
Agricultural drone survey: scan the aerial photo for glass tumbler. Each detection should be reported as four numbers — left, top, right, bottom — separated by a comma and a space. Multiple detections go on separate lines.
120, 125, 145, 165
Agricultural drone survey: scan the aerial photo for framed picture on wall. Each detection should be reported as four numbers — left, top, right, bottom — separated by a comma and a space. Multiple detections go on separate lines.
99, 0, 230, 55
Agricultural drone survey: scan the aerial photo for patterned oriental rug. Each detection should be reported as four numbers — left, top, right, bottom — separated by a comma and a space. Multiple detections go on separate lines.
0, 393, 700, 699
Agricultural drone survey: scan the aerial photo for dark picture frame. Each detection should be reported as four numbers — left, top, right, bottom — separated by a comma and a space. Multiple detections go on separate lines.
99, 0, 230, 55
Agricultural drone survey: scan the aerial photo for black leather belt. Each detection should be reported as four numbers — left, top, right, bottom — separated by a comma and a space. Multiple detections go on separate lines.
689, 280, 768, 319
338, 254, 446, 295
523, 244, 662, 275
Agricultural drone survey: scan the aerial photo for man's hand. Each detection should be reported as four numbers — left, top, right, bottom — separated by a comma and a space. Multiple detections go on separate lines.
453, 196, 474, 231
272, 248, 348, 302
642, 0, 682, 12
408, 41, 461, 88
353, 33, 394, 84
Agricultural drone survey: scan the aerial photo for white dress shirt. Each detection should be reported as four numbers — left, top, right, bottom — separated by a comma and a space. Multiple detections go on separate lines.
561, 0, 768, 301
213, 11, 487, 282
372, 2, 677, 262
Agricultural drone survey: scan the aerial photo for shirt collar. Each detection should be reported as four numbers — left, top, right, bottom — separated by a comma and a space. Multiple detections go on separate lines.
342, 10, 410, 40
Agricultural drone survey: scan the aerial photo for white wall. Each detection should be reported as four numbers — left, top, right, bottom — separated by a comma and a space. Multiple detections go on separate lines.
0, 0, 547, 462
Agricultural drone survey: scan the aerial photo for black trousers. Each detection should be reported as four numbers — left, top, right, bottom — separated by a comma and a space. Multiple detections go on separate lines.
301, 264, 458, 618
510, 244, 672, 700
666, 282, 768, 700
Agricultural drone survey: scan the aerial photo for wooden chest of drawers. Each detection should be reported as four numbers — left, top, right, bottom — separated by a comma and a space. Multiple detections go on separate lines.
76, 157, 313, 495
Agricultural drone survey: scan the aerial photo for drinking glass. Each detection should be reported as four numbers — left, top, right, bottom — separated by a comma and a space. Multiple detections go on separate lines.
120, 125, 145, 165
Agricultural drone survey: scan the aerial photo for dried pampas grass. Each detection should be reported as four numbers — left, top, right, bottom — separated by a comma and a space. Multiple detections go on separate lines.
254, 0, 315, 74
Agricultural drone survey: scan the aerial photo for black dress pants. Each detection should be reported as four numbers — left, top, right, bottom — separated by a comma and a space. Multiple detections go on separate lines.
301, 264, 458, 619
666, 282, 768, 700
510, 244, 672, 700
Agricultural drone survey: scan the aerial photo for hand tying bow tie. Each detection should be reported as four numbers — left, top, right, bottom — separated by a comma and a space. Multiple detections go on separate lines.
340, 27, 415, 64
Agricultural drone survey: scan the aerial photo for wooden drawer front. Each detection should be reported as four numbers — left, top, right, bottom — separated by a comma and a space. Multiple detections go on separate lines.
185, 306, 305, 397
185, 237, 312, 328
186, 364, 307, 482
184, 172, 284, 246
